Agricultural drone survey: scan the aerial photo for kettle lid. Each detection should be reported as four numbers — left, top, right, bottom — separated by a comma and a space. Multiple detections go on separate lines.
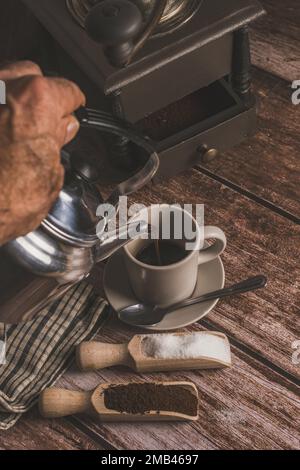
41, 151, 104, 247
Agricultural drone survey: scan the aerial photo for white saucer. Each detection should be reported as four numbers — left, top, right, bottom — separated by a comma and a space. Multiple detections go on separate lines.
103, 248, 225, 331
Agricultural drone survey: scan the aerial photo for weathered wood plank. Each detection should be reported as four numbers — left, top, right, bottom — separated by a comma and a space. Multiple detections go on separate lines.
53, 319, 300, 451
0, 407, 104, 450
251, 0, 300, 81
200, 66, 300, 219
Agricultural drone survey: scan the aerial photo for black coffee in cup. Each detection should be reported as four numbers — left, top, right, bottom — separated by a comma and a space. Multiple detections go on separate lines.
136, 240, 186, 267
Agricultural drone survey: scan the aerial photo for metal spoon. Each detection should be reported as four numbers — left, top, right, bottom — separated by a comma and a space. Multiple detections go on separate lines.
118, 275, 267, 327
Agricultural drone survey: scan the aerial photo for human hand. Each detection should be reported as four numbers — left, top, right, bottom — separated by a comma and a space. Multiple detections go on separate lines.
0, 61, 85, 245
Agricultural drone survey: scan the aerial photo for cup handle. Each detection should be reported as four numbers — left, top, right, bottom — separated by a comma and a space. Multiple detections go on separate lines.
198, 226, 227, 265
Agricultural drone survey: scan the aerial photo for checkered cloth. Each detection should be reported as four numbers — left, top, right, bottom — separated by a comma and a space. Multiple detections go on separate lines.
0, 281, 109, 430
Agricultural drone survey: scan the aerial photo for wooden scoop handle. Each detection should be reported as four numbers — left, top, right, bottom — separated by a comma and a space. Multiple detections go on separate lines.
39, 388, 91, 418
76, 341, 130, 371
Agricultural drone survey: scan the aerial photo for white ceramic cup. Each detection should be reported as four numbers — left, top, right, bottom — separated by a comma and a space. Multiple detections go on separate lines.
123, 204, 226, 306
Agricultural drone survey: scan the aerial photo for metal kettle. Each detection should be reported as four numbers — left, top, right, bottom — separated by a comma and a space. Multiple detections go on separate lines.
4, 107, 159, 284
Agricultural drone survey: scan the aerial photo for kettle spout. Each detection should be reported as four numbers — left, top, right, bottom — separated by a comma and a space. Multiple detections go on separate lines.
95, 220, 150, 262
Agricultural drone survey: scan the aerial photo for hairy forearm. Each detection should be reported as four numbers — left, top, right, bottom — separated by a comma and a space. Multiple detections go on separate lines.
0, 138, 63, 246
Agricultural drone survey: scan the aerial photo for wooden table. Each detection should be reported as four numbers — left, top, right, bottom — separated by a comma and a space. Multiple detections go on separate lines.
0, 0, 299, 450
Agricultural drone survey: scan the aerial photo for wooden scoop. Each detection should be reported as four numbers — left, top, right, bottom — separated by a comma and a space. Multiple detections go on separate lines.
76, 332, 231, 373
39, 381, 199, 422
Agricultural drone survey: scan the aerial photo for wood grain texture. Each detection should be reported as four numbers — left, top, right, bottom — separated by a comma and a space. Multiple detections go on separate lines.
199, 67, 300, 219
50, 319, 300, 450
251, 0, 300, 81
122, 170, 300, 380
0, 407, 104, 450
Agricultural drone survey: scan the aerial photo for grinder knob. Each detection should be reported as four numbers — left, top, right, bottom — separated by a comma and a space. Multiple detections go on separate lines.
85, 0, 143, 67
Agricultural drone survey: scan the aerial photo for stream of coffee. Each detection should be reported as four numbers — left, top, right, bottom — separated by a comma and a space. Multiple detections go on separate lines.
154, 239, 162, 266
137, 240, 186, 267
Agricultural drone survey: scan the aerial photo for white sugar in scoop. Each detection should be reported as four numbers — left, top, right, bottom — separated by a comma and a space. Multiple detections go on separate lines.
143, 332, 231, 363
77, 332, 232, 373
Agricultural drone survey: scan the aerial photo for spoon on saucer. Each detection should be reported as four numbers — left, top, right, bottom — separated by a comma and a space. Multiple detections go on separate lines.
118, 275, 267, 327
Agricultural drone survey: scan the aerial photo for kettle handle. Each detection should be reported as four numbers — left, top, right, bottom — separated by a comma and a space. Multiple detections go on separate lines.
75, 107, 160, 209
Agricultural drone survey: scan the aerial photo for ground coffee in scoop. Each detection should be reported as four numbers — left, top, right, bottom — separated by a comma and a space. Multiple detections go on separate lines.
104, 383, 198, 416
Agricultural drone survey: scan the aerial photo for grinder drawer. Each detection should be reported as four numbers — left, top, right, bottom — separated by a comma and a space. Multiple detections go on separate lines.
137, 79, 256, 180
